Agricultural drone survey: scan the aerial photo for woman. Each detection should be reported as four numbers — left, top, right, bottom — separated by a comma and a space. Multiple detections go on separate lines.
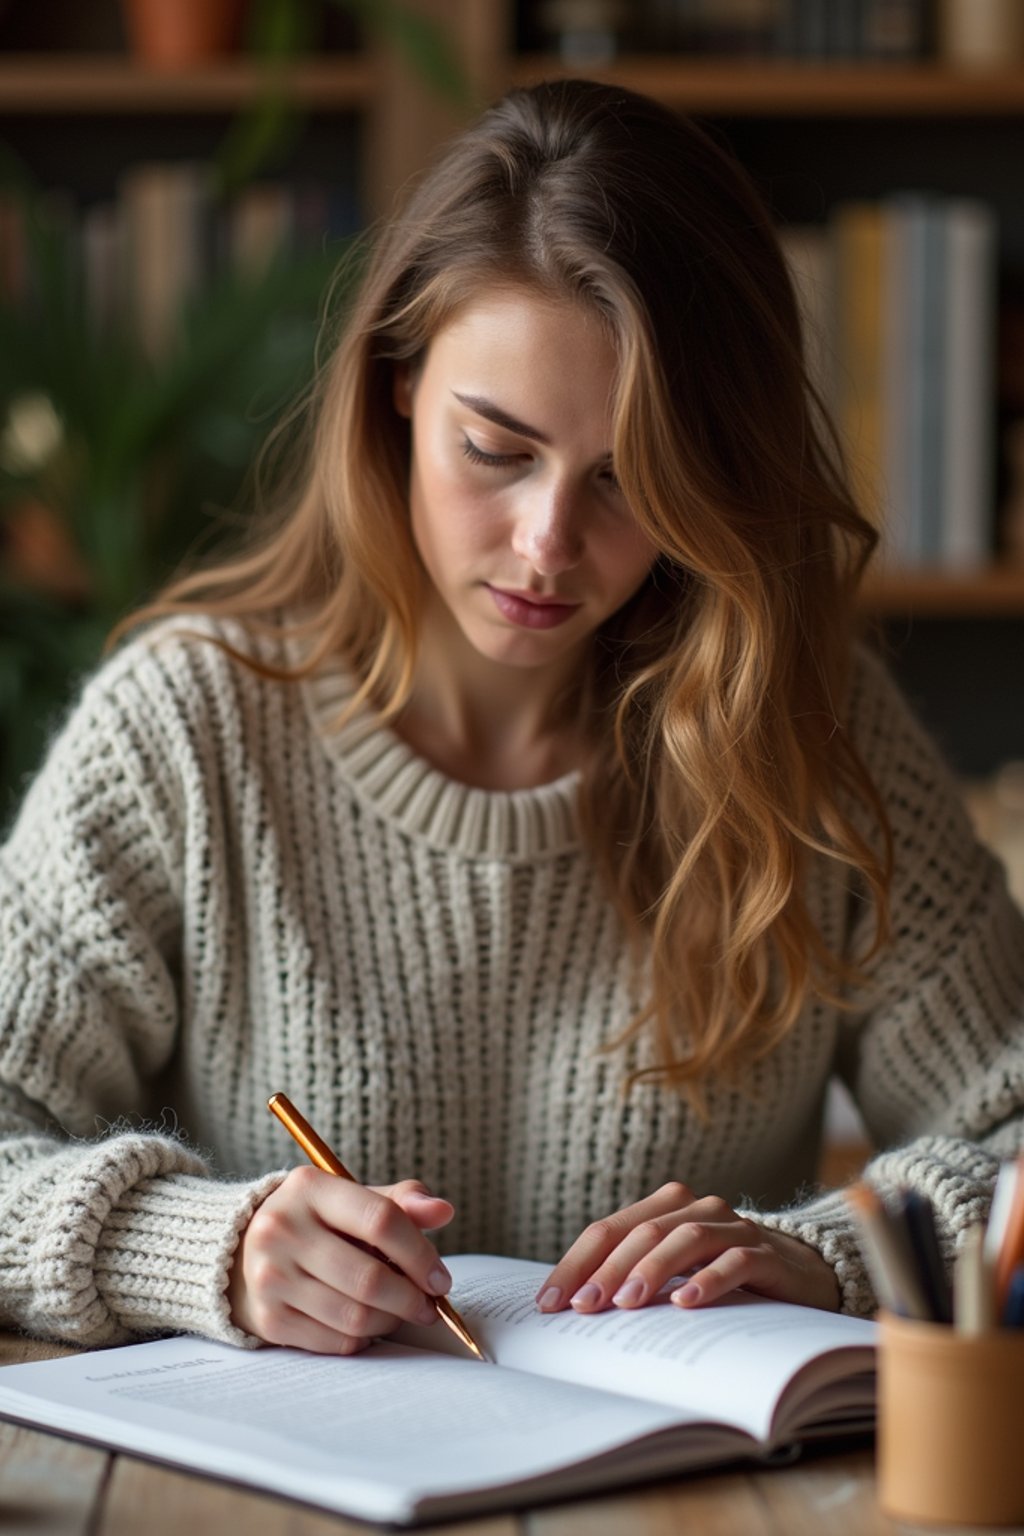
1, 80, 1021, 1354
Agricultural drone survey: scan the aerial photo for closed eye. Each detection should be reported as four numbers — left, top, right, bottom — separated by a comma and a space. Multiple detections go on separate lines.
461, 436, 524, 469
462, 434, 623, 494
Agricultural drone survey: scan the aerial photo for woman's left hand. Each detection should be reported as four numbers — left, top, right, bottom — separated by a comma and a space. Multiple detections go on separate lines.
534, 1182, 840, 1316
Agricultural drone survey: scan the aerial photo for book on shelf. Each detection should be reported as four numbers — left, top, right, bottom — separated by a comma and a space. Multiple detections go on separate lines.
781, 0, 931, 59
943, 200, 998, 566
782, 192, 998, 571
0, 161, 359, 352
0, 1254, 877, 1525
889, 194, 947, 565
535, 0, 932, 59
120, 162, 211, 360
831, 202, 886, 527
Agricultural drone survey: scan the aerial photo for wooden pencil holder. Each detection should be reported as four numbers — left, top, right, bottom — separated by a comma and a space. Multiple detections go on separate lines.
878, 1312, 1024, 1526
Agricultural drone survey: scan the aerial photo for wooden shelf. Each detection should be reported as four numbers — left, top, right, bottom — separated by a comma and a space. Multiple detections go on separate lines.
0, 55, 376, 113
860, 566, 1024, 616
7, 54, 1024, 120
509, 57, 1024, 116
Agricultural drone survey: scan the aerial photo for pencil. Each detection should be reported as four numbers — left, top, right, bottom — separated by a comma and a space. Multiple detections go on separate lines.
267, 1092, 488, 1363
895, 1188, 952, 1325
954, 1224, 996, 1335
845, 1181, 932, 1320
992, 1156, 1024, 1312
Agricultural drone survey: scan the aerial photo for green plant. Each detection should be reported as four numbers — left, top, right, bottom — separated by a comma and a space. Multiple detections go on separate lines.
0, 169, 348, 818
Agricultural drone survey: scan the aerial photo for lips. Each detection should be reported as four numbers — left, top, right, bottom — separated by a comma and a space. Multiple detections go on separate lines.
486, 585, 581, 630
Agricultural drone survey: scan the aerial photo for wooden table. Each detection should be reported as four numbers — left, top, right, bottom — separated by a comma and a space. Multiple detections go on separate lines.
1, 1332, 1020, 1536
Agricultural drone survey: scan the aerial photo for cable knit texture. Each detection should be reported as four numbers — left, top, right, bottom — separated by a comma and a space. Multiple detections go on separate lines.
1, 616, 1022, 1343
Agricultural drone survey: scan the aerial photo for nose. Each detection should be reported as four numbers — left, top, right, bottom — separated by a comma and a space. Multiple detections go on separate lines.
511, 479, 585, 577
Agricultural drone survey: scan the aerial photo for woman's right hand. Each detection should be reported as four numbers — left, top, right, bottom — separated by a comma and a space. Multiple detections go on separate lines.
227, 1166, 455, 1353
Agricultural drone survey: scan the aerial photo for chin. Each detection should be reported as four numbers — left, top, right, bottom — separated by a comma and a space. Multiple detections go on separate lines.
469, 626, 582, 671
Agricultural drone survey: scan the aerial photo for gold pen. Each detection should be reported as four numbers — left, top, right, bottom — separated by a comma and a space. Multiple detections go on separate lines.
267, 1092, 488, 1362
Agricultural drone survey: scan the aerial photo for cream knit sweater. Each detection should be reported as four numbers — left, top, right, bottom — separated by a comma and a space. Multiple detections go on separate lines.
1, 619, 1022, 1348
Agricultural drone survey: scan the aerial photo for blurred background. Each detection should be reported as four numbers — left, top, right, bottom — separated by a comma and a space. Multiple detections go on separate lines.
1, 0, 1023, 1175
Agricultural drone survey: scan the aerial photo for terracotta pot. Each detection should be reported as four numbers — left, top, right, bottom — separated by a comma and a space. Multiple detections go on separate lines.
120, 0, 250, 70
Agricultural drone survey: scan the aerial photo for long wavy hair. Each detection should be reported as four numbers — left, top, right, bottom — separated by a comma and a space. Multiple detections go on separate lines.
125, 79, 892, 1094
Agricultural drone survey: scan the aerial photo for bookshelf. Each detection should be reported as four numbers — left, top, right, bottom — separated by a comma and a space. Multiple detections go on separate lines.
0, 56, 376, 112
1, 0, 1023, 770
861, 566, 1024, 617
508, 59, 1024, 116
8, 55, 1024, 118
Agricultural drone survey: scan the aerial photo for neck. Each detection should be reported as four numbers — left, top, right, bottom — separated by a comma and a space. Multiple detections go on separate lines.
398, 597, 589, 791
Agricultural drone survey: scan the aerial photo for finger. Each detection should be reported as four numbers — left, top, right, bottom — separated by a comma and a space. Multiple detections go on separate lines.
383, 1181, 456, 1232
576, 1200, 756, 1312
242, 1233, 439, 1341
249, 1296, 377, 1355
671, 1241, 770, 1309
535, 1182, 696, 1312
307, 1171, 453, 1298
296, 1225, 444, 1327
674, 1229, 841, 1312
290, 1262, 436, 1338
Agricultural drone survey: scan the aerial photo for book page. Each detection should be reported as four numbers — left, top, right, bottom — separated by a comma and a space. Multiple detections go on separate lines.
402, 1255, 876, 1442
0, 1334, 720, 1524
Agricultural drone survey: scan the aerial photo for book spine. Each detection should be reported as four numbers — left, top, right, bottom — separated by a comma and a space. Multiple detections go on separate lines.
827, 0, 863, 58
881, 198, 915, 566
230, 183, 294, 278
861, 0, 928, 60
797, 0, 829, 58
941, 200, 998, 567
120, 162, 206, 358
772, 0, 798, 55
832, 201, 886, 531
914, 198, 947, 565
938, 0, 1024, 68
779, 223, 833, 411
81, 200, 125, 339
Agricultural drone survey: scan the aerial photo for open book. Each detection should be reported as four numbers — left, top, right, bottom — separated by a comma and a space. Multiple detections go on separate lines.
0, 1254, 876, 1524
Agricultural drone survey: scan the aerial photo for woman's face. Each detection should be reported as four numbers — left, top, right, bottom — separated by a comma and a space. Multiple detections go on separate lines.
394, 289, 658, 678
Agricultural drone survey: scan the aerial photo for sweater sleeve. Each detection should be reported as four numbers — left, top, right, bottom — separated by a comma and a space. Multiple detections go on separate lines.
755, 650, 1024, 1316
0, 647, 284, 1347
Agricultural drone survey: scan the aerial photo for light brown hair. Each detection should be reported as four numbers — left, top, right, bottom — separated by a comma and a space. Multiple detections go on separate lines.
126, 79, 892, 1095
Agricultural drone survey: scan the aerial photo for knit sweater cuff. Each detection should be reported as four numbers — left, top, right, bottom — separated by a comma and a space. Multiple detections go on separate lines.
96, 1168, 288, 1347
748, 1134, 1003, 1317
748, 1188, 875, 1316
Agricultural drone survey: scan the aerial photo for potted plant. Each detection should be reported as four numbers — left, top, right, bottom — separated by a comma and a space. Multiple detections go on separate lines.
119, 0, 252, 70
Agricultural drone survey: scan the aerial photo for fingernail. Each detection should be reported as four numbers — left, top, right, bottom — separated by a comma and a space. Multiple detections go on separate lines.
428, 1263, 451, 1295
537, 1286, 562, 1311
417, 1298, 439, 1324
612, 1276, 647, 1308
671, 1282, 701, 1306
570, 1282, 602, 1310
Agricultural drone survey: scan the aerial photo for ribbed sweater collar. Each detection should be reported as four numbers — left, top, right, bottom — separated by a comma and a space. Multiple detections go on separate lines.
298, 654, 581, 861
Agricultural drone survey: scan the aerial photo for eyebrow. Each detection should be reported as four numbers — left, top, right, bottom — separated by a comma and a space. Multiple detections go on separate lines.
453, 392, 551, 445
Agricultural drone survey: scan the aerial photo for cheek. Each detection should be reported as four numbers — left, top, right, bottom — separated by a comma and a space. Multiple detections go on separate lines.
410, 458, 501, 566
604, 523, 659, 595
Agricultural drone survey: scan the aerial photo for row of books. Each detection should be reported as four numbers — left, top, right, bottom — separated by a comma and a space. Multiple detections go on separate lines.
782, 195, 998, 569
0, 163, 360, 358
529, 0, 931, 62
